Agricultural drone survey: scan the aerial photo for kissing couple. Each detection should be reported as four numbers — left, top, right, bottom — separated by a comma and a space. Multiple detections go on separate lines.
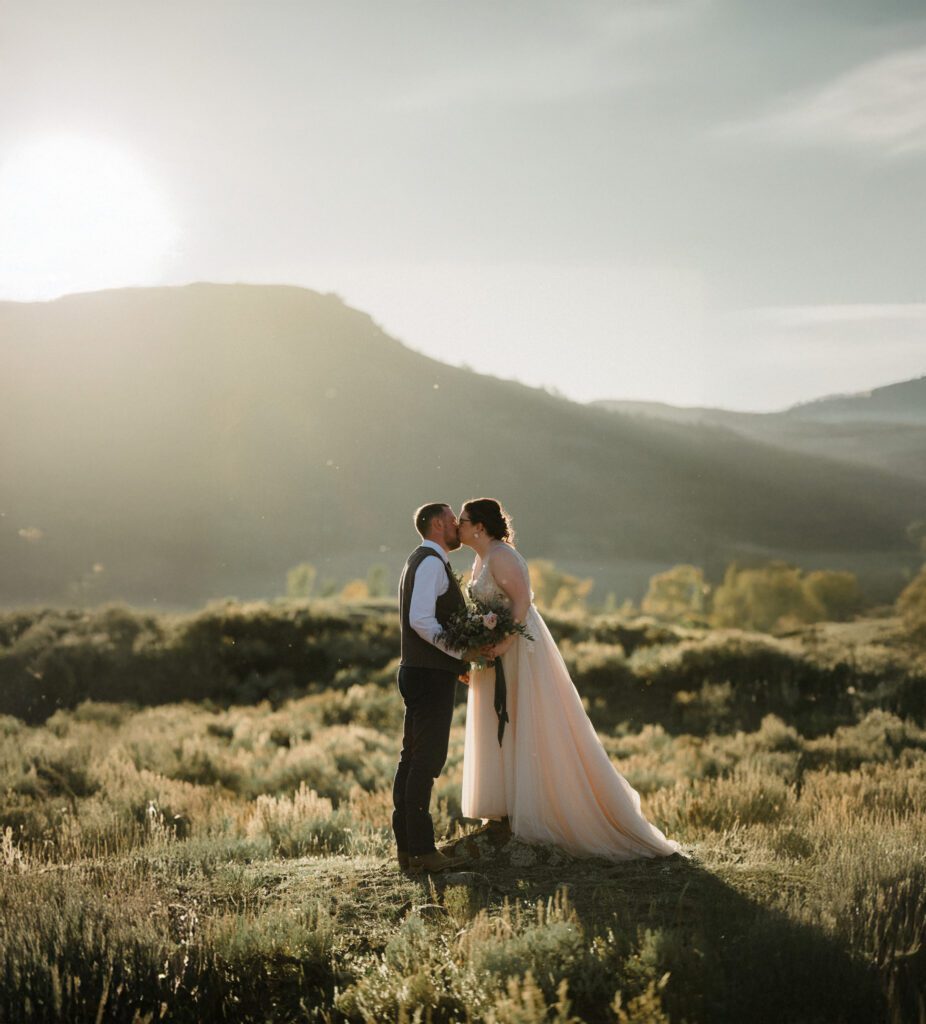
392, 498, 682, 874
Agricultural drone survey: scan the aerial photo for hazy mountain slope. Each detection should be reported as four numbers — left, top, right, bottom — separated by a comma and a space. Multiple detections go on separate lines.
785, 376, 926, 424
2, 283, 923, 606
594, 377, 926, 483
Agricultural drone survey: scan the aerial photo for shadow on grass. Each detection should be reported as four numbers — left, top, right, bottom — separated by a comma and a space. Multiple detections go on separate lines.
420, 848, 900, 1024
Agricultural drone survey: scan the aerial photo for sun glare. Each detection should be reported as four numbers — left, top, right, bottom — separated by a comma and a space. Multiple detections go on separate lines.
0, 134, 179, 301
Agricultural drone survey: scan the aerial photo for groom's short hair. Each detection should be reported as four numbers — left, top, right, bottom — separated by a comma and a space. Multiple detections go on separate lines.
414, 502, 449, 538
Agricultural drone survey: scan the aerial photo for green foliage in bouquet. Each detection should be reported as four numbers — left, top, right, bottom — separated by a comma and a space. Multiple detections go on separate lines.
438, 597, 534, 666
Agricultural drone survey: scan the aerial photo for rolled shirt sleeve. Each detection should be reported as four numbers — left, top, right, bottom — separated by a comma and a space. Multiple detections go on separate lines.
408, 555, 465, 660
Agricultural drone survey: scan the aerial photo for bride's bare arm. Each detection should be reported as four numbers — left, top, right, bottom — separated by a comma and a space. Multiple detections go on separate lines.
487, 547, 531, 656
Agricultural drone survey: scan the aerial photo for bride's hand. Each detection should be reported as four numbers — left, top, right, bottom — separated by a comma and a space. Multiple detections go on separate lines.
488, 637, 514, 659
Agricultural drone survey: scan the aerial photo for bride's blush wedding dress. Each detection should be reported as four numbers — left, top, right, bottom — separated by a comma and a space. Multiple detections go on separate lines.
461, 546, 681, 860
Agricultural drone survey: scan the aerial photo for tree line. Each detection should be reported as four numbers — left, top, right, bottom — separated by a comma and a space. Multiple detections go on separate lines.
285, 550, 926, 638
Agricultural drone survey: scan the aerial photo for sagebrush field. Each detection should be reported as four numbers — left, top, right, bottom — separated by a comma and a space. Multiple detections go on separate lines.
1, 603, 924, 1022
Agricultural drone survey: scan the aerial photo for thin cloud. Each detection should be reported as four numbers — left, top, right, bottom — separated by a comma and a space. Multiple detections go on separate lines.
719, 45, 926, 155
380, 0, 710, 111
712, 303, 926, 411
730, 304, 926, 328
721, 303, 926, 377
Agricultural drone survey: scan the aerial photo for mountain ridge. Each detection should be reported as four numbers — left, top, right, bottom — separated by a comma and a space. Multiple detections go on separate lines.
593, 373, 926, 422
2, 282, 923, 606
593, 375, 926, 484
783, 374, 926, 423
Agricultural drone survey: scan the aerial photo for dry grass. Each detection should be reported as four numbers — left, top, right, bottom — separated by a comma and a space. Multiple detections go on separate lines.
1, 643, 924, 1020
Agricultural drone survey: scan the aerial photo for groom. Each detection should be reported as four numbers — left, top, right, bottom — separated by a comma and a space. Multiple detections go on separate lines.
393, 502, 473, 874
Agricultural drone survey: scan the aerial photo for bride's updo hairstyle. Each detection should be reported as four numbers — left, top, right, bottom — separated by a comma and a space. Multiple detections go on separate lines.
462, 498, 514, 543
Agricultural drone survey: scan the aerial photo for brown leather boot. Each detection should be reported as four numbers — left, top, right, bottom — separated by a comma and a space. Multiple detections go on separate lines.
408, 850, 460, 874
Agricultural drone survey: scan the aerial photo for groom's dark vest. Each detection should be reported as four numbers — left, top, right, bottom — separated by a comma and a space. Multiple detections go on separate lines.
399, 546, 467, 673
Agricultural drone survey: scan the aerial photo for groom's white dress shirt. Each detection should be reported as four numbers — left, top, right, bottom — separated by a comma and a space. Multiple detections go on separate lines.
409, 540, 464, 660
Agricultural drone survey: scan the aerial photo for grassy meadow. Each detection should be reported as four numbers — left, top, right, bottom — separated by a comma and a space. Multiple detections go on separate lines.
1, 602, 925, 1022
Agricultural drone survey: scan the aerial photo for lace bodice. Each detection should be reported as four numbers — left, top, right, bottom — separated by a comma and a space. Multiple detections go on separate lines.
468, 544, 533, 605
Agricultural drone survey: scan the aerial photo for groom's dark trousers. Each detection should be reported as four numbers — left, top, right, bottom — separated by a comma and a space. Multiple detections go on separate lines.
392, 666, 457, 855
393, 543, 467, 857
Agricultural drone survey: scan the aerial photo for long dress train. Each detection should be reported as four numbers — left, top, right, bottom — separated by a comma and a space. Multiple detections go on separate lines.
461, 547, 681, 861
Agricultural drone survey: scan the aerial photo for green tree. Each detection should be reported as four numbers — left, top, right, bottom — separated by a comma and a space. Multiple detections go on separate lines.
642, 565, 709, 621
366, 563, 388, 599
897, 564, 926, 636
906, 519, 926, 555
527, 559, 594, 613
711, 561, 816, 632
802, 570, 862, 622
286, 562, 317, 599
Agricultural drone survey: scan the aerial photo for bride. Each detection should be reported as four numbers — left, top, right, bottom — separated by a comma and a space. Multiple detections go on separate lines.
458, 498, 682, 861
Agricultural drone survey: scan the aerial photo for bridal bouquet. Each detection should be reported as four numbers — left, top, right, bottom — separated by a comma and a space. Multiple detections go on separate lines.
438, 597, 533, 668
439, 597, 533, 747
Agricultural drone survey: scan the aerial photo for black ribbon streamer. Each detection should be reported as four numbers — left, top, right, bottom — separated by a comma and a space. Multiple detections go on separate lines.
493, 658, 509, 746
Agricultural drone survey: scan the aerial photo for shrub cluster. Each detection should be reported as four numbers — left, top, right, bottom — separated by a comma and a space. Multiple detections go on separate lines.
3, 602, 924, 740
563, 629, 926, 736
2, 695, 924, 1021
0, 602, 399, 723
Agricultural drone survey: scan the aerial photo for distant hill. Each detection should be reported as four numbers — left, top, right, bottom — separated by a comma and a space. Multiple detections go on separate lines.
2, 283, 924, 607
785, 376, 926, 424
594, 376, 926, 485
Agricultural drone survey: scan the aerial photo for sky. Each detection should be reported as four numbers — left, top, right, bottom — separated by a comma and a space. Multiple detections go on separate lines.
0, 0, 924, 411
